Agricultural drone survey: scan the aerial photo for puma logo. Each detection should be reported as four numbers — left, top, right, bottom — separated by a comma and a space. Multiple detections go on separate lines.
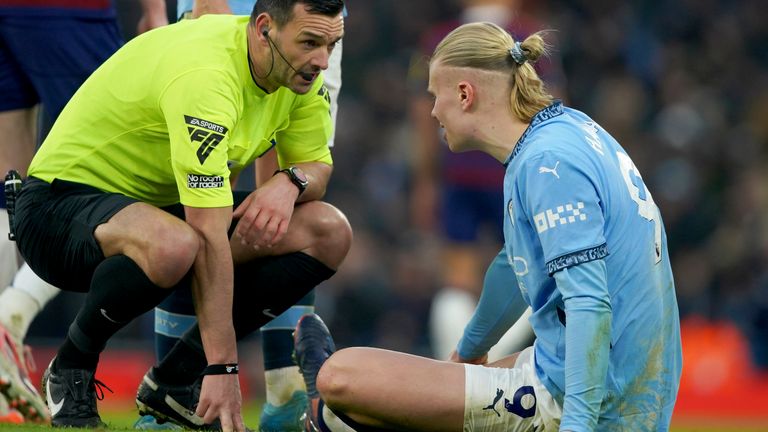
538, 161, 560, 179
483, 388, 504, 417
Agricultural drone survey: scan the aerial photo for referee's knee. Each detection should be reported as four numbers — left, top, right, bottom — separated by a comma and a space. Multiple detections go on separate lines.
143, 225, 199, 287
305, 202, 352, 269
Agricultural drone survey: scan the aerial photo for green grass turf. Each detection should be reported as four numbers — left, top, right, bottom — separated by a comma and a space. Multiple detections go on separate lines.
0, 401, 263, 432
2, 408, 767, 431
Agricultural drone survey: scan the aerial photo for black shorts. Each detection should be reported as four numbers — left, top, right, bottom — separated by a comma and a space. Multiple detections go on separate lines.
14, 177, 139, 292
15, 178, 250, 293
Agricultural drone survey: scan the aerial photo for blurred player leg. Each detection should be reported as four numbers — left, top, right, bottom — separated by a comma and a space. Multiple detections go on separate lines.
429, 183, 490, 360
0, 394, 24, 424
430, 281, 477, 360
0, 210, 17, 294
0, 35, 40, 422
0, 267, 53, 423
0, 107, 36, 290
0, 265, 59, 342
430, 252, 534, 362
133, 289, 192, 430
430, 186, 534, 361
0, 103, 47, 424
258, 293, 314, 432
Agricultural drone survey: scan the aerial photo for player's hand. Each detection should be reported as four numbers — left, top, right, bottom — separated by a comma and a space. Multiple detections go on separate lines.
196, 374, 245, 432
448, 349, 488, 365
232, 177, 298, 248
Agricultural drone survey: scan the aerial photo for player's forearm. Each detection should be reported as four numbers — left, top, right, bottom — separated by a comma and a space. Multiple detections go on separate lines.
187, 207, 237, 364
457, 249, 529, 360
555, 260, 612, 432
293, 161, 332, 202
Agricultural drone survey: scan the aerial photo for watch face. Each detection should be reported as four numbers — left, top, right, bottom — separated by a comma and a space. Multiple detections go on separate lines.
291, 167, 308, 183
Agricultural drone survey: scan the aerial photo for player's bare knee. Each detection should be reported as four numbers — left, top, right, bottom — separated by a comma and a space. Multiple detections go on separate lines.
316, 348, 361, 404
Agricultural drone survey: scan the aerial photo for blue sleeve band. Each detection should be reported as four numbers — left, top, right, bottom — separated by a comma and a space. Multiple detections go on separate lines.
546, 243, 608, 276
457, 249, 529, 360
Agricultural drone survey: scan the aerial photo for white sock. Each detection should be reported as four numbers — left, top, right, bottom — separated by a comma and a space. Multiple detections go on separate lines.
321, 403, 358, 432
430, 287, 476, 360
0, 209, 19, 291
488, 307, 535, 361
0, 265, 59, 342
0, 287, 40, 342
264, 366, 306, 406
10, 263, 58, 309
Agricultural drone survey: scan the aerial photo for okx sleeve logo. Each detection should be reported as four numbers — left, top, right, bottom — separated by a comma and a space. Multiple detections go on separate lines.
185, 115, 229, 164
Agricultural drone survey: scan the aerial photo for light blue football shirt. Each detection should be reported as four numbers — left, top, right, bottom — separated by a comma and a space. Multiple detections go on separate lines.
177, 0, 255, 17
461, 101, 682, 431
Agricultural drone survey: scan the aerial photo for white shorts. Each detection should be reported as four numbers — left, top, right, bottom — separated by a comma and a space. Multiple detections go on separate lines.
324, 39, 342, 148
464, 347, 562, 432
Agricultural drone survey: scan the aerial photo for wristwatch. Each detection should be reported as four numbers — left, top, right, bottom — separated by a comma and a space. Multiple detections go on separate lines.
275, 166, 309, 195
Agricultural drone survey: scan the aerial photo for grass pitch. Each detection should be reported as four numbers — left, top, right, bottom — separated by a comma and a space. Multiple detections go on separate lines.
0, 401, 263, 432
1, 406, 767, 431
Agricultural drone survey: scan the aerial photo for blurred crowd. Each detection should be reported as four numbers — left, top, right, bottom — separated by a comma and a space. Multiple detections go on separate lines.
27, 0, 768, 369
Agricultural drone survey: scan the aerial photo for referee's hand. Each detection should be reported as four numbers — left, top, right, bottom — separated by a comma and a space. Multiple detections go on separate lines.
233, 178, 298, 249
196, 374, 246, 432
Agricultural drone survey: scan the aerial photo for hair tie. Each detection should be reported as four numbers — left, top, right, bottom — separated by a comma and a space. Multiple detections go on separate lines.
509, 41, 527, 65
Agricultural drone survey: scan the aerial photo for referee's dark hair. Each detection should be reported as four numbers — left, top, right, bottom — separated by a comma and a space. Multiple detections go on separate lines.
250, 0, 344, 27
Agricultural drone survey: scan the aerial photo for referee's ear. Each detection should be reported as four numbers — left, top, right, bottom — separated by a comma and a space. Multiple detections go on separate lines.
252, 13, 273, 45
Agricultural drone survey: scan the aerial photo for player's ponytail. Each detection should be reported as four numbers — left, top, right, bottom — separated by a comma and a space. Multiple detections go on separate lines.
431, 22, 553, 123
509, 32, 553, 123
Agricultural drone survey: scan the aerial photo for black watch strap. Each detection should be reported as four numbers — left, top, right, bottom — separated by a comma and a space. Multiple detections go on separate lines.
274, 167, 308, 195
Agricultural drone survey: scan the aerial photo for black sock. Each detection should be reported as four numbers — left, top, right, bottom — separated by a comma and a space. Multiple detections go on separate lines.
154, 338, 207, 385
157, 252, 335, 380
261, 329, 299, 369
55, 335, 99, 371
56, 255, 172, 370
231, 252, 334, 337
262, 290, 316, 370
